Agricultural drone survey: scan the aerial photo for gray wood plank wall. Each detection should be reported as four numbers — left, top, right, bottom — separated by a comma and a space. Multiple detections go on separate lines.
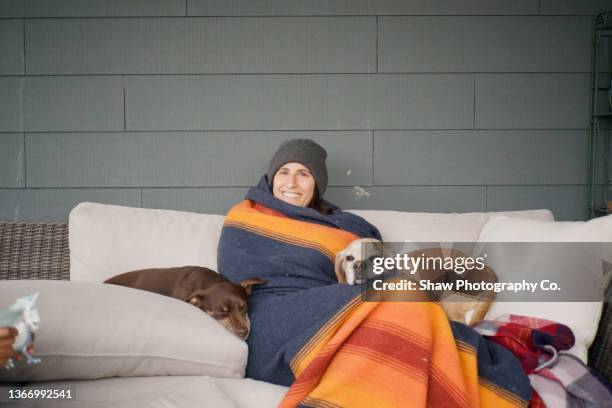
0, 0, 608, 221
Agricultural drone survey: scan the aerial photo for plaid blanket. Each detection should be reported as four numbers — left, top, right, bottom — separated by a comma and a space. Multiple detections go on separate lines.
474, 315, 612, 408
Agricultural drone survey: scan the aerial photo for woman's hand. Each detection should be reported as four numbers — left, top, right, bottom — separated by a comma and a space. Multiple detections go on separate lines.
0, 326, 19, 366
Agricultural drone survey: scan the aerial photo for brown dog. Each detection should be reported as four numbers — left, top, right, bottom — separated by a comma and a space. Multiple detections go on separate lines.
104, 266, 266, 340
407, 247, 497, 326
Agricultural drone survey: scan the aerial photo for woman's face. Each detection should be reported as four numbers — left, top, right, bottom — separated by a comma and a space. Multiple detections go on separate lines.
272, 162, 316, 207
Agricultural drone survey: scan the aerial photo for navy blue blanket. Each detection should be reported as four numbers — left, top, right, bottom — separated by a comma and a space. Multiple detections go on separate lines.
218, 175, 380, 384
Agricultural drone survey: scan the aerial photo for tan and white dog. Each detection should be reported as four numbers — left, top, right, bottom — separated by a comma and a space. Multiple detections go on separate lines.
335, 239, 496, 326
335, 238, 385, 285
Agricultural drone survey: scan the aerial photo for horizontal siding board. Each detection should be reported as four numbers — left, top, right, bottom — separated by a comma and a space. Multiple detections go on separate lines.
486, 185, 587, 221
188, 0, 537, 16
0, 134, 24, 188
379, 16, 590, 73
540, 1, 612, 15
24, 0, 186, 17
0, 188, 141, 221
26, 131, 372, 187
0, 77, 23, 132
145, 185, 486, 214
27, 17, 375, 74
374, 130, 587, 185
24, 76, 124, 131
126, 74, 473, 130
475, 73, 590, 129
0, 1, 24, 18
0, 20, 23, 74
325, 186, 486, 212
142, 187, 247, 215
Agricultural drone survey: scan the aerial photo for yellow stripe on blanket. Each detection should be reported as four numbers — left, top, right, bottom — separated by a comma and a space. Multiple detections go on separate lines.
225, 200, 358, 260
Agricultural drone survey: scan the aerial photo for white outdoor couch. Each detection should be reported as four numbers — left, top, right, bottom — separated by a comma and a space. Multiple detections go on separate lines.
0, 202, 610, 408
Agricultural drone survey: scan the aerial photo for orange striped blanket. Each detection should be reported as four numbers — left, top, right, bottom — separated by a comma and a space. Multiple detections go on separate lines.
217, 176, 531, 407
280, 299, 531, 408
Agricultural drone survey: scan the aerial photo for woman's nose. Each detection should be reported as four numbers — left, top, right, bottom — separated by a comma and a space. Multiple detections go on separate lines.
287, 174, 297, 187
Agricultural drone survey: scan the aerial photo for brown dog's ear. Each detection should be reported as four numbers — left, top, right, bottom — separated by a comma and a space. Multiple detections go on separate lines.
240, 278, 267, 295
186, 292, 204, 306
335, 250, 348, 283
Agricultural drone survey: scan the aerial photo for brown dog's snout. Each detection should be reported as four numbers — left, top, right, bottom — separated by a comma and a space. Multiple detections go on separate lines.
189, 278, 266, 341
201, 303, 251, 340
224, 308, 251, 340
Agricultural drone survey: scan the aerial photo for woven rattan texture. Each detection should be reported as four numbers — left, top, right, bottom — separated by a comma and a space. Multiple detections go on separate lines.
0, 222, 70, 280
0, 220, 610, 382
589, 297, 612, 382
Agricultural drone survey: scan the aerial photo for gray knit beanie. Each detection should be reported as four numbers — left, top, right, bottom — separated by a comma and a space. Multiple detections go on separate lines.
267, 139, 328, 196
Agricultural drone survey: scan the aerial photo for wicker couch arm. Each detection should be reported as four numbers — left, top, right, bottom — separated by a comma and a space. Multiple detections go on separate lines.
0, 221, 610, 383
0, 221, 70, 281
589, 301, 612, 382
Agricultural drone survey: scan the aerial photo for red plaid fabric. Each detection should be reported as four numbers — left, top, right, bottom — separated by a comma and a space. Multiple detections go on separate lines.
473, 314, 574, 374
475, 314, 611, 408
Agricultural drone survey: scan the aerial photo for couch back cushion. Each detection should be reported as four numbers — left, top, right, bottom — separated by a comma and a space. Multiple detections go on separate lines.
70, 202, 553, 282
349, 209, 554, 242
479, 214, 612, 363
70, 202, 225, 282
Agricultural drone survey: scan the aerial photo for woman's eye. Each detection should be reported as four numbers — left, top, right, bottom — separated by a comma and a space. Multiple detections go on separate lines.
216, 308, 228, 314
346, 255, 354, 261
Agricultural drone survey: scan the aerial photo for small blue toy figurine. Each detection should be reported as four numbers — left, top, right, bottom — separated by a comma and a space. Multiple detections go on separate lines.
0, 293, 41, 369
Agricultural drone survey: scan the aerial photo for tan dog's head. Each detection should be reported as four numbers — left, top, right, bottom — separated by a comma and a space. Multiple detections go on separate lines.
186, 278, 266, 340
335, 238, 384, 285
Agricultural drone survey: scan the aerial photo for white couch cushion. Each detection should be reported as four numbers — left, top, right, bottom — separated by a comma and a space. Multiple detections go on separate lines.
16, 377, 288, 408
0, 280, 248, 382
350, 209, 554, 242
69, 202, 225, 282
479, 215, 612, 362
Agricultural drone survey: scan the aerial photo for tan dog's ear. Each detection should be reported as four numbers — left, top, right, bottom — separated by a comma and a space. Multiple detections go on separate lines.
240, 278, 267, 295
372, 241, 384, 258
335, 248, 348, 283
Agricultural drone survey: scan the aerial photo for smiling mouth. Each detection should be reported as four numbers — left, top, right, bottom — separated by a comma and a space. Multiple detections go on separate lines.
282, 192, 301, 198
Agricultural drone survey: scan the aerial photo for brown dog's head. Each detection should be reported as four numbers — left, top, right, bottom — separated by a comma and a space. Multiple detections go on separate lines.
335, 238, 384, 285
186, 278, 266, 340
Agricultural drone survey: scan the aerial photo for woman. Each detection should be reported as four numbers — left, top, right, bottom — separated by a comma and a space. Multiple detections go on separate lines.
219, 139, 379, 384
218, 139, 530, 407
